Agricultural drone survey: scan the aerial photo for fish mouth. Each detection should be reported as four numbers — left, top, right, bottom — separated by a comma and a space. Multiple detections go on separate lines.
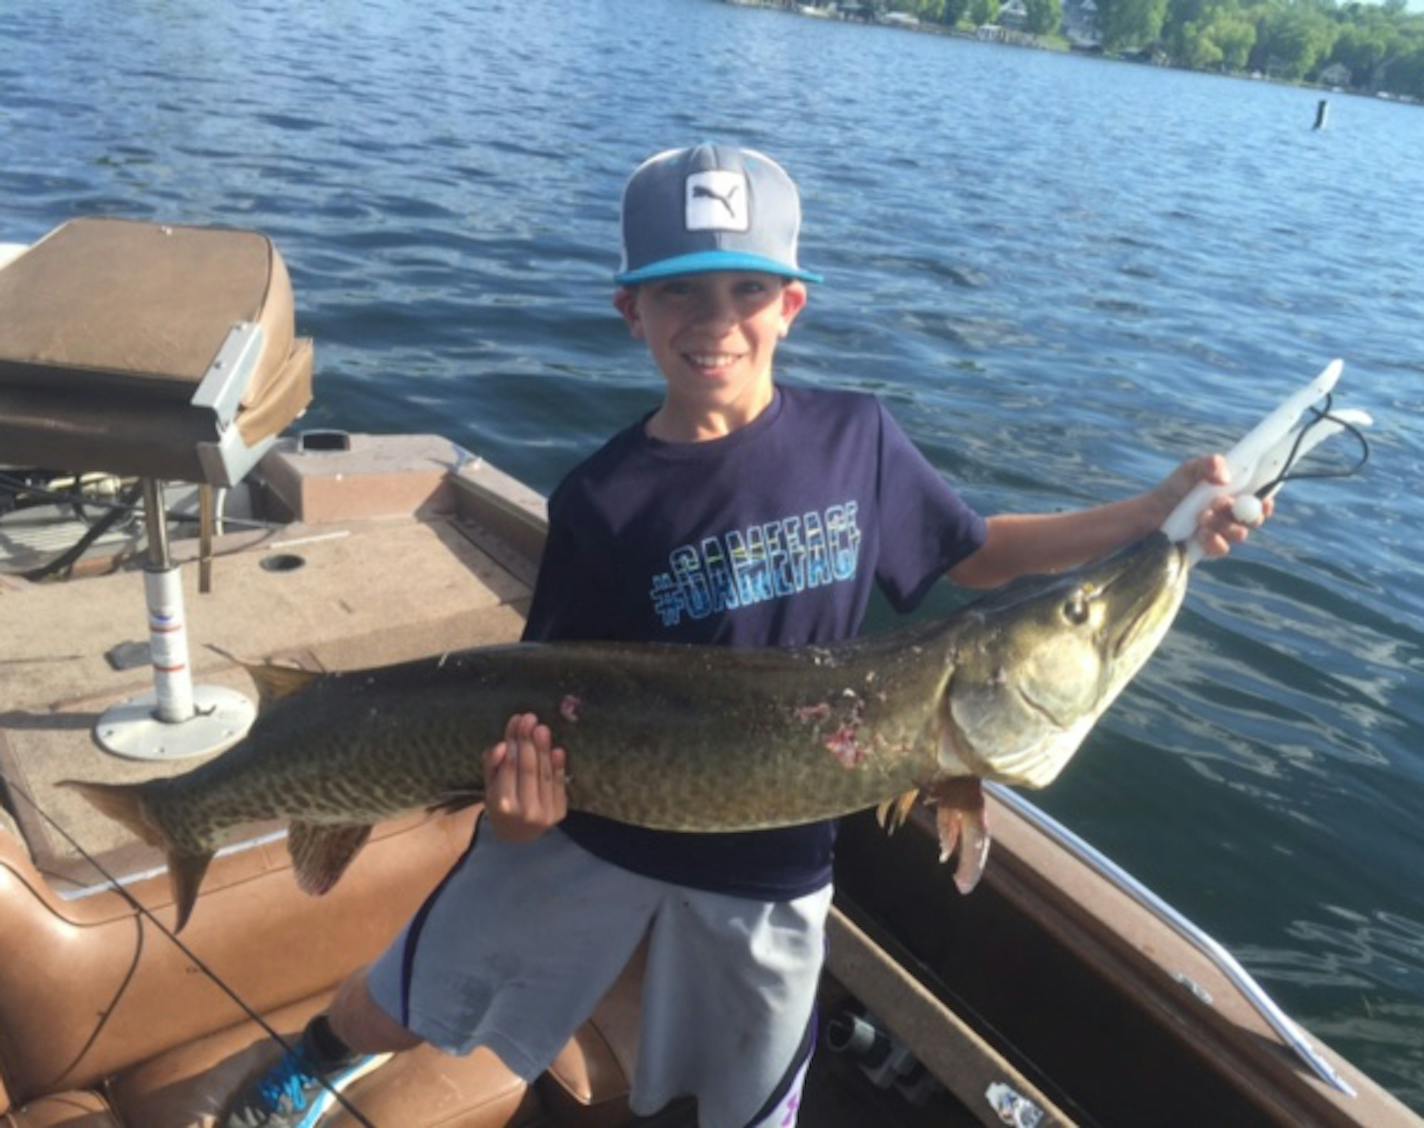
1015, 550, 1181, 730
1107, 537, 1187, 661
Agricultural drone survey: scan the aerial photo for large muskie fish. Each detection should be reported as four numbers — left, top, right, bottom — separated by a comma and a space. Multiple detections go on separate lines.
64, 532, 1188, 931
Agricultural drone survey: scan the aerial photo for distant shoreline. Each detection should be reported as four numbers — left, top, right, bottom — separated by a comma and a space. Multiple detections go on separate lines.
722, 0, 1424, 109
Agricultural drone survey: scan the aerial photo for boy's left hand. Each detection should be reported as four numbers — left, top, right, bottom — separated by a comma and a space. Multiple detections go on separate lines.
483, 712, 569, 843
1152, 454, 1275, 559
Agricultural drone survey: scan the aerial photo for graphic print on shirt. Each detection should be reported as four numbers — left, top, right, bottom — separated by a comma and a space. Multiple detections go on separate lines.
649, 502, 861, 627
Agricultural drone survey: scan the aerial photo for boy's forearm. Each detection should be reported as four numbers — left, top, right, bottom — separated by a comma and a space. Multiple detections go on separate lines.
950, 494, 1165, 590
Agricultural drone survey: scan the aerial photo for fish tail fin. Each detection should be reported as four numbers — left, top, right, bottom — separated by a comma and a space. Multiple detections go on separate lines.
58, 779, 213, 932
875, 789, 920, 835
288, 821, 373, 896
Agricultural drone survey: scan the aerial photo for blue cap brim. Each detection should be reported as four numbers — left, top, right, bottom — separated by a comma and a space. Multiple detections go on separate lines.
615, 250, 822, 286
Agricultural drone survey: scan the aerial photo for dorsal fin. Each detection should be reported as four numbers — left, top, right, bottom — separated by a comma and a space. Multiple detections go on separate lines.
207, 644, 321, 711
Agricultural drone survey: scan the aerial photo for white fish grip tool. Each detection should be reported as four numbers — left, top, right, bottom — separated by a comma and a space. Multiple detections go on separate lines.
1161, 358, 1373, 563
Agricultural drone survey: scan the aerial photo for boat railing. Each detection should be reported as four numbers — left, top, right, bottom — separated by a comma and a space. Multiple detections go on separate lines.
986, 782, 1356, 1097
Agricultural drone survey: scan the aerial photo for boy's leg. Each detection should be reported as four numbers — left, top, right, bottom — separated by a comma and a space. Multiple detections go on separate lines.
328, 967, 424, 1053
364, 824, 662, 1078
222, 979, 410, 1128
630, 882, 833, 1128
227, 823, 656, 1126
743, 1006, 816, 1128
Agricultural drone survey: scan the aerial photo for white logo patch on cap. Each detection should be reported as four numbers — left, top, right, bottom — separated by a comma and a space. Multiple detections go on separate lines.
685, 170, 749, 233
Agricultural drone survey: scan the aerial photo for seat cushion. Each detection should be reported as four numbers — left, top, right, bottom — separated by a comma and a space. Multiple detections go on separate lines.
0, 811, 478, 1102
0, 337, 313, 482
0, 218, 295, 405
0, 218, 313, 483
106, 993, 541, 1128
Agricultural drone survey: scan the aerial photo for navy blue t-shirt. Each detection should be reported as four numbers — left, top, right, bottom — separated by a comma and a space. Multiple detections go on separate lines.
522, 383, 987, 898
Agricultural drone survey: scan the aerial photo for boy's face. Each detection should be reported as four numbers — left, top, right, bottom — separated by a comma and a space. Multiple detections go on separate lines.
614, 271, 807, 417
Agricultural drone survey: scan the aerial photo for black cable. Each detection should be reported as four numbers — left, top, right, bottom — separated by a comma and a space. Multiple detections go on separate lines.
1252, 393, 1372, 499
0, 471, 284, 531
19, 481, 145, 581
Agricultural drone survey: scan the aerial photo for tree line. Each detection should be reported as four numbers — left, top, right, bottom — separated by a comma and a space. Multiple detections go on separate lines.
885, 0, 1424, 97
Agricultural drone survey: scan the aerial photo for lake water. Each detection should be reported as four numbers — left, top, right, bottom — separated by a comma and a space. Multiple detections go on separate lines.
4, 0, 1423, 1110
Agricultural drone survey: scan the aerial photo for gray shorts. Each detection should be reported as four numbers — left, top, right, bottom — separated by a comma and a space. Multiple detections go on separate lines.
366, 819, 832, 1128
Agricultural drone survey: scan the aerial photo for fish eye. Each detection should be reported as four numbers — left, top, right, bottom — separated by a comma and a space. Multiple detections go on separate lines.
1063, 591, 1090, 625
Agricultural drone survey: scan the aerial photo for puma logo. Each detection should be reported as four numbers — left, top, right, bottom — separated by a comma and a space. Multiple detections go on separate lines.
685, 171, 749, 232
692, 183, 740, 217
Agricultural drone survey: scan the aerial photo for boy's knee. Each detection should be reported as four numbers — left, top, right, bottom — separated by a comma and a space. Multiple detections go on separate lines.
328, 967, 423, 1054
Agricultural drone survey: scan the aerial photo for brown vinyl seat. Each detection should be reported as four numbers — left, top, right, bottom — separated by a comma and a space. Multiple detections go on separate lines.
0, 812, 639, 1127
0, 218, 313, 486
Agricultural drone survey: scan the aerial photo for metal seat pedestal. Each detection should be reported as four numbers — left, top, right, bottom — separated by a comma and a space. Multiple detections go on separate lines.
95, 479, 255, 762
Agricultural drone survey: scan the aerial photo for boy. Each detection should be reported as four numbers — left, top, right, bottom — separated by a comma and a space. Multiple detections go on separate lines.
226, 144, 1263, 1128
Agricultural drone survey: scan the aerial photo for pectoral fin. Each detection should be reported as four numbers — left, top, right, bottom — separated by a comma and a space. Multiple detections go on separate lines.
926, 778, 990, 894
287, 822, 373, 896
168, 852, 215, 932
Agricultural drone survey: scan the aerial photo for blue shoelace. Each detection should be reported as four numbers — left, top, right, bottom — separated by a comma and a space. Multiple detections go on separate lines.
258, 1049, 318, 1112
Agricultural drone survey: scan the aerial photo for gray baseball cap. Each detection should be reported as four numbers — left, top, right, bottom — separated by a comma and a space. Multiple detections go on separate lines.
615, 144, 823, 286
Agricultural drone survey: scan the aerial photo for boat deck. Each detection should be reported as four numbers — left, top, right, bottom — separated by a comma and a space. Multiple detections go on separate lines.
3, 508, 527, 876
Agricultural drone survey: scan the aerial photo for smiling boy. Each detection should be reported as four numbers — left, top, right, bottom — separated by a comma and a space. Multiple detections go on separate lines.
225, 144, 1262, 1128
613, 271, 806, 441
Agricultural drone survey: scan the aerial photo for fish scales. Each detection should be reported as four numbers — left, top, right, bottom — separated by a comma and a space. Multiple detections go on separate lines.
63, 533, 1188, 930
169, 621, 954, 838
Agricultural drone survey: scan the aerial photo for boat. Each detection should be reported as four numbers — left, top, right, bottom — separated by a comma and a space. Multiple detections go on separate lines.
0, 218, 1416, 1127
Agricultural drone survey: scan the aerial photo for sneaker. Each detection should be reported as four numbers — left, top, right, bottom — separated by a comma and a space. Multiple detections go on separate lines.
223, 1043, 392, 1128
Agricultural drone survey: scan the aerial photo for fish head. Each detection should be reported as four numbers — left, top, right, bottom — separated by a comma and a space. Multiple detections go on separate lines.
942, 532, 1188, 788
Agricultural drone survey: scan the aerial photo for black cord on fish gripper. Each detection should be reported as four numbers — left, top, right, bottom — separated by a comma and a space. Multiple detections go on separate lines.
1252, 393, 1372, 500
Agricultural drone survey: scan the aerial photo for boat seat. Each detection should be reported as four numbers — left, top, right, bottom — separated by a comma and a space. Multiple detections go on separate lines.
0, 811, 637, 1127
0, 217, 313, 487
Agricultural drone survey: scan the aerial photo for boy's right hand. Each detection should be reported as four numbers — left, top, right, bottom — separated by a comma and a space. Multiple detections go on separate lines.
483, 712, 568, 842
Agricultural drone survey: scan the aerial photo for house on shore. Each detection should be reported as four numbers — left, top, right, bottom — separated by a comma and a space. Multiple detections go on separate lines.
1062, 0, 1102, 46
1318, 62, 1351, 89
998, 0, 1030, 30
